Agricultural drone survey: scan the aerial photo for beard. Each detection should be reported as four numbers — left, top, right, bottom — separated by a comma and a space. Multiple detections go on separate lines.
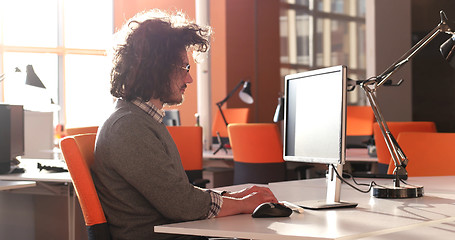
163, 94, 184, 106
162, 85, 186, 106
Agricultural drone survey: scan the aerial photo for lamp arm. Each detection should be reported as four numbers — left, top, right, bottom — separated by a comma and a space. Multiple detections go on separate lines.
376, 11, 453, 88
360, 11, 453, 185
216, 80, 246, 126
216, 80, 246, 107
362, 84, 408, 185
217, 102, 229, 126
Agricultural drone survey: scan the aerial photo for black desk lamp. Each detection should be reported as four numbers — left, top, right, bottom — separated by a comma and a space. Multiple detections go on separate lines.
25, 65, 46, 89
25, 65, 55, 104
213, 79, 253, 154
353, 10, 455, 198
1, 65, 54, 104
216, 79, 253, 126
440, 35, 455, 68
273, 94, 284, 123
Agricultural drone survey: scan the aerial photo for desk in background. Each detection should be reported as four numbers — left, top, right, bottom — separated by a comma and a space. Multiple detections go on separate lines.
0, 158, 85, 240
0, 180, 36, 191
203, 147, 376, 162
203, 147, 378, 187
156, 176, 455, 239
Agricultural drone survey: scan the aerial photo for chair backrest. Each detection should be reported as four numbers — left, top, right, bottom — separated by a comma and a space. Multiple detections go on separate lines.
166, 126, 203, 171
387, 132, 455, 176
212, 108, 250, 138
373, 121, 436, 165
228, 123, 286, 184
60, 133, 110, 240
167, 126, 208, 187
346, 106, 375, 136
66, 126, 99, 136
228, 123, 283, 164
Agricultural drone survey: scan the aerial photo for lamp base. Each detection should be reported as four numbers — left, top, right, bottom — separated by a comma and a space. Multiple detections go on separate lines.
372, 184, 423, 198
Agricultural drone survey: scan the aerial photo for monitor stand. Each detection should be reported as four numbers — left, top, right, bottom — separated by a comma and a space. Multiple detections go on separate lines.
295, 164, 358, 210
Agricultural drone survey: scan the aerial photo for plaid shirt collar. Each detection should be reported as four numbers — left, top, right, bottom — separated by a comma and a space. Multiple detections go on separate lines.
130, 98, 165, 123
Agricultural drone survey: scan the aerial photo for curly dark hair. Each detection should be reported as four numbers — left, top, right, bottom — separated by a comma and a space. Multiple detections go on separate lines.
110, 10, 211, 101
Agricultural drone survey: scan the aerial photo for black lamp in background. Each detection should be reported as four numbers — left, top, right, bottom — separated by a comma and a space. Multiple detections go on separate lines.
25, 65, 46, 89
213, 79, 253, 155
440, 35, 455, 68
273, 94, 284, 123
216, 79, 253, 126
25, 65, 55, 105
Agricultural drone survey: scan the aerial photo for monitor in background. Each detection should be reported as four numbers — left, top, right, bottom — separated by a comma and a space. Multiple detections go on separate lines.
23, 110, 54, 159
283, 65, 357, 210
163, 109, 181, 126
0, 104, 24, 174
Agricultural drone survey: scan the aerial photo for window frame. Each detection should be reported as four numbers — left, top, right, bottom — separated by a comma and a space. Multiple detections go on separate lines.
0, 0, 113, 126
280, 0, 366, 104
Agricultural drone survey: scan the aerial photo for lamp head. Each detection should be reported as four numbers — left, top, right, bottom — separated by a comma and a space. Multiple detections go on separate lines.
273, 95, 284, 122
25, 65, 46, 89
440, 35, 455, 68
239, 80, 254, 104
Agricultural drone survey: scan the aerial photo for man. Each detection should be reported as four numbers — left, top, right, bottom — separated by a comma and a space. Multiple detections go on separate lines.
92, 10, 278, 240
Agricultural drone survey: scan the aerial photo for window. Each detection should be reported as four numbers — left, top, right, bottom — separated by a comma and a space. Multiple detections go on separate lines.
280, 0, 366, 104
0, 0, 113, 128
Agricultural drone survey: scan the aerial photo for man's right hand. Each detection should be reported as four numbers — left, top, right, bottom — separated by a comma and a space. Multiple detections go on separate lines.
216, 186, 278, 217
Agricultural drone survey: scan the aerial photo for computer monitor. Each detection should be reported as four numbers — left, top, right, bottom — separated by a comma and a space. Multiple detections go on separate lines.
283, 65, 357, 209
163, 110, 181, 126
0, 104, 24, 174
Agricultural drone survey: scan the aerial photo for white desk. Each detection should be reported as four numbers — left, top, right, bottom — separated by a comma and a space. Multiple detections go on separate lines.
0, 160, 71, 183
155, 176, 455, 239
0, 180, 36, 191
0, 159, 77, 240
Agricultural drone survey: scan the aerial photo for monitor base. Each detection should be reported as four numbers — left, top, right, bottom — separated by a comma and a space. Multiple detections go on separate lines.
294, 200, 358, 210
372, 184, 424, 198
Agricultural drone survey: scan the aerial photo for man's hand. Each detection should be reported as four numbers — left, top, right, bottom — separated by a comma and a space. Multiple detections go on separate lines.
225, 185, 275, 199
217, 186, 278, 217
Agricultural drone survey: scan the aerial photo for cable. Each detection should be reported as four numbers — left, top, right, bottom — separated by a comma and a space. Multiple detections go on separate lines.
330, 164, 378, 194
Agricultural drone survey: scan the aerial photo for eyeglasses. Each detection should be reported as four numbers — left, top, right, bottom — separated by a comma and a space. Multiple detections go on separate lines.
180, 64, 191, 73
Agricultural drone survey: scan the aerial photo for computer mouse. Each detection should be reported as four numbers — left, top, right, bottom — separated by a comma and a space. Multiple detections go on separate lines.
252, 202, 293, 218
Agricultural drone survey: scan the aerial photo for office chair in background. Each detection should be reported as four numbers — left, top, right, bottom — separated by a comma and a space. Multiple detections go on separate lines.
60, 133, 110, 240
346, 105, 375, 148
373, 121, 437, 174
227, 123, 287, 185
167, 126, 209, 188
212, 108, 250, 142
66, 126, 99, 136
387, 132, 455, 176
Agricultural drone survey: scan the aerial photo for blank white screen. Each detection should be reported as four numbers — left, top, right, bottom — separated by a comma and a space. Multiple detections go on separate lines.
284, 66, 346, 164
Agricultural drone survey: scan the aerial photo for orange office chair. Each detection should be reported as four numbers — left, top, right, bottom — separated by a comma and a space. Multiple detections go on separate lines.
373, 121, 436, 173
387, 132, 455, 176
66, 126, 99, 136
212, 108, 250, 140
60, 133, 110, 240
346, 106, 375, 148
228, 123, 286, 185
167, 126, 209, 188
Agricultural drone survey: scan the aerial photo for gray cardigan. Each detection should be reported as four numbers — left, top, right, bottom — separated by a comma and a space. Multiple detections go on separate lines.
92, 99, 211, 240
